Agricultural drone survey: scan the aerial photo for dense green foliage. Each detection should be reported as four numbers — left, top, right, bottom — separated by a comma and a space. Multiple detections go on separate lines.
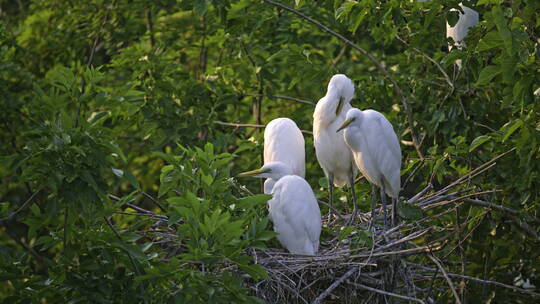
1, 0, 538, 302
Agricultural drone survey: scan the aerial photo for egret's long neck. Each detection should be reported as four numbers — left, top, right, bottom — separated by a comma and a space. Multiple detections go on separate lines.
315, 92, 339, 121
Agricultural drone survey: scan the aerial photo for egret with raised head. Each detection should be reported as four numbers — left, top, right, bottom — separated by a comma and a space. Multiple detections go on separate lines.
313, 74, 358, 221
337, 108, 401, 228
238, 162, 321, 255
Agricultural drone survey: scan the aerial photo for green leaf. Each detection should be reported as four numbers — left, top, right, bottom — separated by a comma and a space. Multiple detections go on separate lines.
123, 232, 143, 242
500, 55, 518, 83
238, 263, 268, 281
87, 111, 110, 126
103, 141, 127, 163
236, 194, 272, 209
478, 0, 502, 5
469, 135, 491, 152
476, 66, 501, 86
492, 6, 515, 55
477, 31, 503, 52
124, 169, 140, 190
397, 203, 423, 221
318, 177, 329, 188
193, 0, 209, 17
446, 10, 460, 28
501, 119, 523, 142
256, 230, 276, 241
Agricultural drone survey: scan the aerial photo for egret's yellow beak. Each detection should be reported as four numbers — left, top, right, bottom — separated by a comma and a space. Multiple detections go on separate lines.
336, 118, 354, 132
335, 97, 344, 116
236, 167, 271, 178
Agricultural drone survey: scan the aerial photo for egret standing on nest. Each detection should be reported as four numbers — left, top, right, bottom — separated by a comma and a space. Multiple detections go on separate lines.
313, 74, 358, 221
337, 108, 401, 228
263, 118, 305, 194
238, 162, 321, 255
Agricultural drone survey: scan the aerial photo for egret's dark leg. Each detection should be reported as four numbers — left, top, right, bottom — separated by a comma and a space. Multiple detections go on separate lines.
392, 197, 398, 227
380, 184, 388, 229
328, 173, 334, 223
347, 167, 358, 225
369, 184, 377, 229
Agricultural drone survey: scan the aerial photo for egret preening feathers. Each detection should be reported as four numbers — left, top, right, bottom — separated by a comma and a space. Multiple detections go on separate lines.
263, 118, 305, 194
337, 108, 401, 228
237, 162, 321, 255
313, 74, 358, 221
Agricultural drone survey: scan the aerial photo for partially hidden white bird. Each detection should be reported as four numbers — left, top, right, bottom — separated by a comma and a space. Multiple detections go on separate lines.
263, 118, 305, 194
446, 3, 479, 69
337, 108, 401, 228
238, 162, 321, 255
313, 74, 358, 220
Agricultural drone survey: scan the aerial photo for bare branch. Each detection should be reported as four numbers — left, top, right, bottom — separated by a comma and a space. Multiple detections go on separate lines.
396, 35, 454, 90
0, 189, 42, 224
214, 121, 313, 135
311, 267, 358, 304
245, 93, 315, 106
348, 282, 426, 304
410, 263, 540, 298
427, 254, 462, 304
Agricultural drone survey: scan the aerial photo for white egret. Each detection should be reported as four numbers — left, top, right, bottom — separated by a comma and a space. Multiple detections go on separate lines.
238, 162, 321, 255
313, 74, 358, 221
446, 3, 479, 69
337, 108, 401, 228
263, 118, 305, 194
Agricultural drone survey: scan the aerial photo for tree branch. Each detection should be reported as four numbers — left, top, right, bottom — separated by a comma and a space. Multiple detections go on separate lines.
214, 121, 313, 135
244, 93, 315, 106
348, 281, 426, 304
427, 254, 462, 304
0, 189, 42, 224
409, 262, 540, 298
262, 0, 423, 159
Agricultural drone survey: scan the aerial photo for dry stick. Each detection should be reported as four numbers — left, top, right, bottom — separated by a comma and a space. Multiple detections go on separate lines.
262, 0, 423, 159
349, 243, 443, 259
0, 188, 42, 224
311, 266, 358, 304
424, 148, 515, 200
422, 189, 502, 210
427, 254, 462, 304
244, 93, 315, 106
418, 188, 473, 207
114, 211, 167, 219
142, 191, 166, 212
402, 160, 427, 192
373, 228, 430, 253
214, 121, 314, 135
348, 282, 426, 304
104, 217, 149, 304
407, 183, 433, 204
396, 35, 454, 90
76, 1, 114, 128
464, 198, 520, 217
409, 263, 540, 298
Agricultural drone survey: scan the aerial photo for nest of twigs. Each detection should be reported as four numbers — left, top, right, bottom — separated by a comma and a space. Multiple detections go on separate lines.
244, 149, 540, 303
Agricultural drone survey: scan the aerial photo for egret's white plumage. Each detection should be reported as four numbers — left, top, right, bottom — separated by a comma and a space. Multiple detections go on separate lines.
313, 74, 358, 219
446, 3, 479, 68
238, 162, 321, 255
314, 74, 356, 187
337, 108, 401, 227
263, 118, 305, 194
